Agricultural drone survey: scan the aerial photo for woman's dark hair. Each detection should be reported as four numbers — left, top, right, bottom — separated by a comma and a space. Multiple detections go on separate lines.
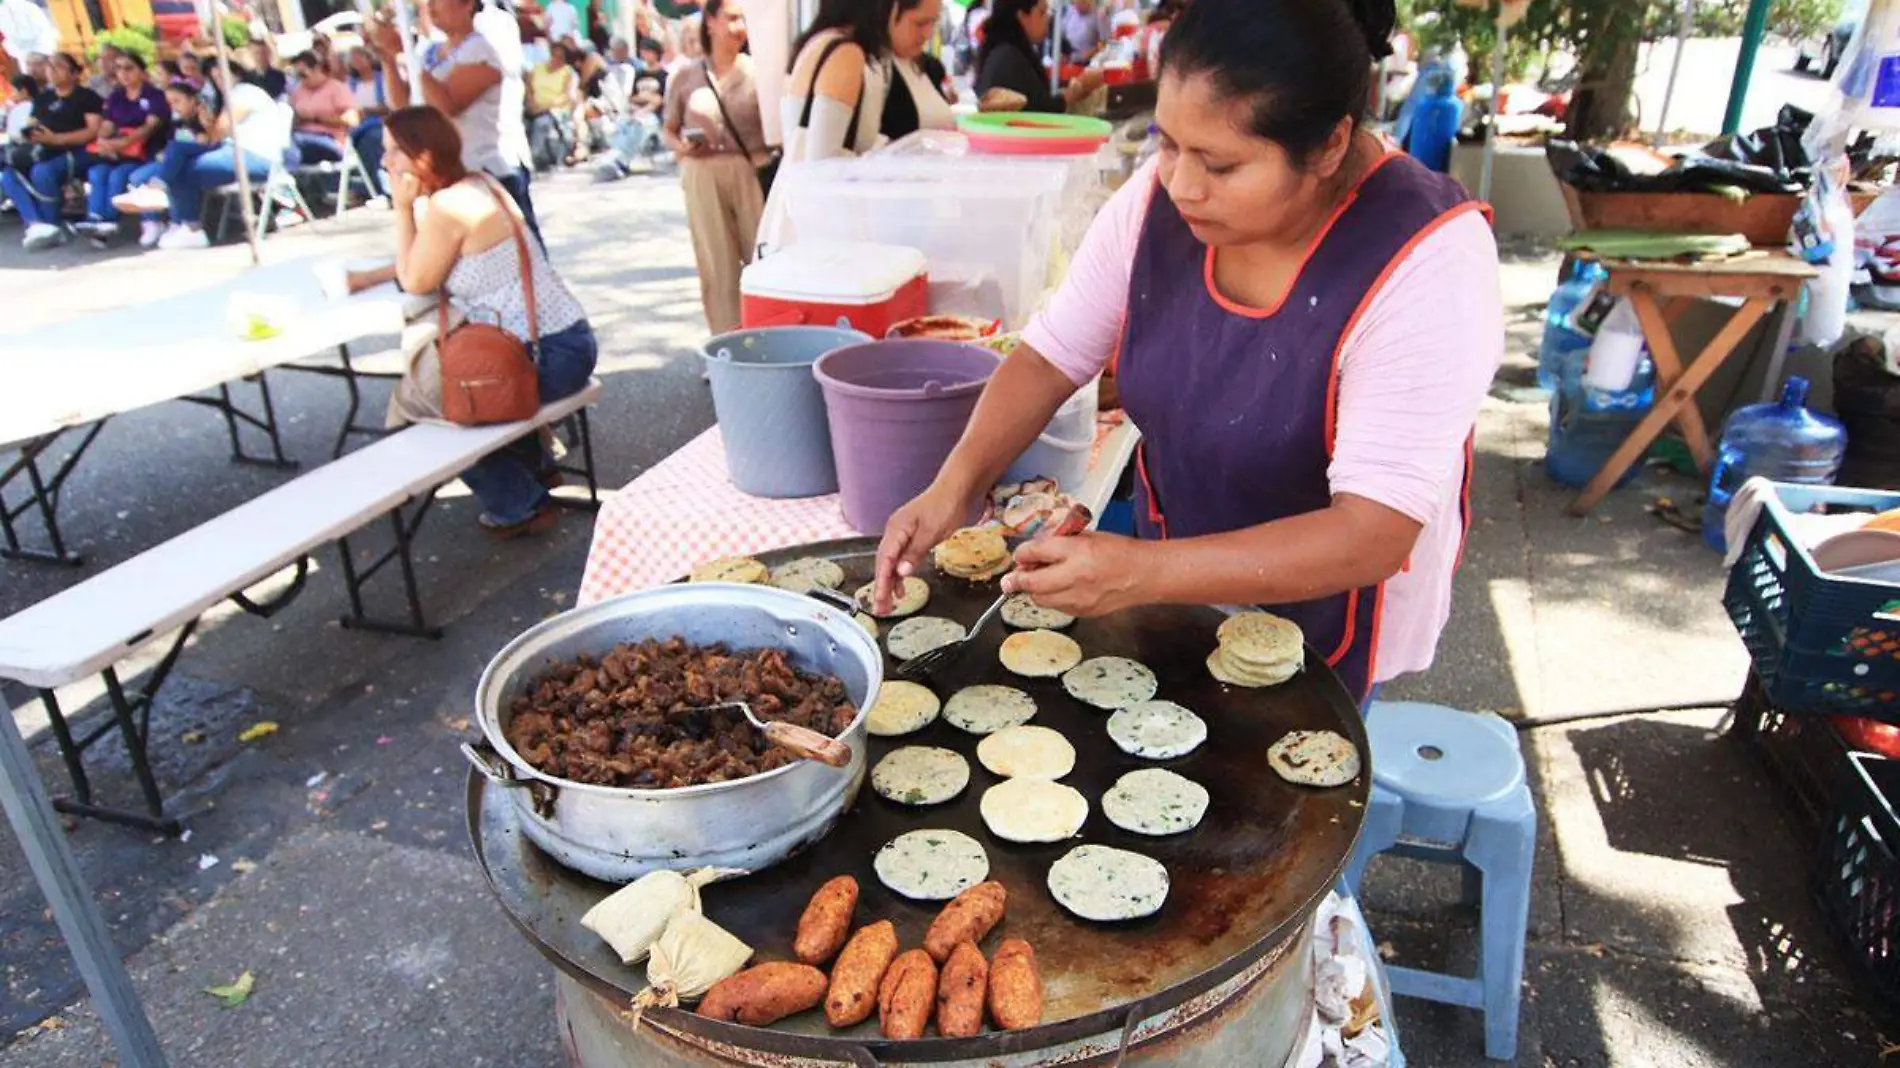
698, 0, 722, 54
386, 105, 470, 188
51, 52, 81, 77
292, 50, 323, 70
118, 51, 148, 72
977, 0, 1039, 76
159, 59, 182, 79
1160, 0, 1394, 165
789, 0, 894, 71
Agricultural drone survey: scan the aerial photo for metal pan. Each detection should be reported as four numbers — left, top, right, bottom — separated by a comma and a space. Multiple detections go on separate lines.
467, 537, 1368, 1061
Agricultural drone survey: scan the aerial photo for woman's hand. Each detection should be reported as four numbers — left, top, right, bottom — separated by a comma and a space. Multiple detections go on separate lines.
369, 12, 404, 56
1001, 532, 1149, 618
391, 170, 423, 212
873, 482, 980, 614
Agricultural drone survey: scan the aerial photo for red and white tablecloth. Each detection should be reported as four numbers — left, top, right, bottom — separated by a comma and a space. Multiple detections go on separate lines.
578, 418, 1138, 606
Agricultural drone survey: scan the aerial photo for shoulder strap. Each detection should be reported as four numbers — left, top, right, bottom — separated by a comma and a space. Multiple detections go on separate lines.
437, 175, 542, 347
797, 34, 864, 152
702, 60, 757, 163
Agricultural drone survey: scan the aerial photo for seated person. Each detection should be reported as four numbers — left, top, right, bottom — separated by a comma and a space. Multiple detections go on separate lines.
77, 52, 171, 244
114, 79, 212, 248
242, 39, 288, 100
113, 78, 297, 250
592, 38, 666, 180
287, 49, 359, 165
344, 47, 389, 196
1, 52, 103, 251
525, 42, 580, 171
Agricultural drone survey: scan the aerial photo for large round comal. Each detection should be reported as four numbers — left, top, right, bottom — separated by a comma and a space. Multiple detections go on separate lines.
470, 583, 885, 883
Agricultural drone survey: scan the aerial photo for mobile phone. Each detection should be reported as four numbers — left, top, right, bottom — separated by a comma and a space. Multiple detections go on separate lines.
682, 127, 710, 146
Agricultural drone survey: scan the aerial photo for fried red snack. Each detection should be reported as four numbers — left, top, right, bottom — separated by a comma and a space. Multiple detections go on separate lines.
935, 942, 990, 1038
794, 875, 859, 965
825, 921, 900, 1027
698, 962, 828, 1026
986, 938, 1042, 1031
878, 948, 938, 1040
923, 881, 1007, 963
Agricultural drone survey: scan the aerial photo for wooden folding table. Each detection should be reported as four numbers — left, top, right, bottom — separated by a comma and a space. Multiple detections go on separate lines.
1567, 252, 1818, 515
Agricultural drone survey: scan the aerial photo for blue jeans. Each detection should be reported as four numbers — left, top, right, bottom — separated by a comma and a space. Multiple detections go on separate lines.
492, 165, 543, 249
351, 118, 386, 195
166, 143, 278, 225
85, 159, 145, 220
0, 150, 92, 225
291, 131, 344, 165
458, 319, 598, 524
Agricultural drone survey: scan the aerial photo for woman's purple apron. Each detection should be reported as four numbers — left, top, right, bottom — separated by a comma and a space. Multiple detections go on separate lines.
1115, 152, 1480, 702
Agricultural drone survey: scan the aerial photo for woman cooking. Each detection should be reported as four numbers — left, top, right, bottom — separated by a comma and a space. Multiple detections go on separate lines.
873, 0, 1502, 704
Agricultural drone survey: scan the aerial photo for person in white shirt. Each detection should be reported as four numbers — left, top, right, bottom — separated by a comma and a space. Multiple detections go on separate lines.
373, 0, 541, 242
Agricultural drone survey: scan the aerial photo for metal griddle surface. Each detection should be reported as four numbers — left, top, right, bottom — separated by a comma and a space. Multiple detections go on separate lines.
469, 537, 1368, 1056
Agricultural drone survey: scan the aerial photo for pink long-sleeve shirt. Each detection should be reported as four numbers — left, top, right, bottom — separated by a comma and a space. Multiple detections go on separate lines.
1022, 158, 1503, 683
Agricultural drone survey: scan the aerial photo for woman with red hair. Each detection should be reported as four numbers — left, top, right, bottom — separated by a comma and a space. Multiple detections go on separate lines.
382, 106, 598, 538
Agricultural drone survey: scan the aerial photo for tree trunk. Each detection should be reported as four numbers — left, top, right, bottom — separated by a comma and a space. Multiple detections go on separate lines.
1565, 2, 1645, 142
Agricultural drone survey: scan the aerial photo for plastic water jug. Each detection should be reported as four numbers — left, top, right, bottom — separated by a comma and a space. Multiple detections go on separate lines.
1403, 71, 1463, 173
1545, 334, 1655, 490
1536, 261, 1606, 392
1700, 376, 1848, 552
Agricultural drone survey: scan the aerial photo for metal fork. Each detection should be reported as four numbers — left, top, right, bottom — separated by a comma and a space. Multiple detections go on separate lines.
891, 503, 1094, 682
683, 700, 853, 768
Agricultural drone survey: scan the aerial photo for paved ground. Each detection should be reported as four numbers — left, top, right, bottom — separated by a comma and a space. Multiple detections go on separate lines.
0, 173, 1893, 1065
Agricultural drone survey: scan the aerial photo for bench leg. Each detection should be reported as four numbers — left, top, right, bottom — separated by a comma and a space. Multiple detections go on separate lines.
37, 626, 195, 835
550, 409, 602, 512
1, 424, 106, 566
337, 498, 445, 639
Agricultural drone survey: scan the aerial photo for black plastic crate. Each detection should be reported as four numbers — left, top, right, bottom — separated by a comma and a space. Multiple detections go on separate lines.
1723, 483, 1900, 720
1817, 753, 1900, 1014
1733, 674, 1851, 835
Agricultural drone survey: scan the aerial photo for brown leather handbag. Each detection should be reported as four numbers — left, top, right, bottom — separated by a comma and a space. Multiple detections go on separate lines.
436, 177, 543, 426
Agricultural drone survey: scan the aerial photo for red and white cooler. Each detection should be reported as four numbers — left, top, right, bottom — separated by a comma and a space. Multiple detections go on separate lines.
741, 242, 929, 337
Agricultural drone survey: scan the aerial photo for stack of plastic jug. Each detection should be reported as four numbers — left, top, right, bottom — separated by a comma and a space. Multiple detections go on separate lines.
1536, 261, 1607, 392
1700, 376, 1848, 552
1546, 297, 1656, 489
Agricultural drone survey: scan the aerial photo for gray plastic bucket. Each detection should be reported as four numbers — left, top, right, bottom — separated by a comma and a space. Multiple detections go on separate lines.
703, 326, 869, 498
812, 339, 999, 533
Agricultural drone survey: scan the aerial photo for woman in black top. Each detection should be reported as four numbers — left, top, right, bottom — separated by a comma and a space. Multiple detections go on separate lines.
974, 0, 1100, 113
1, 52, 103, 250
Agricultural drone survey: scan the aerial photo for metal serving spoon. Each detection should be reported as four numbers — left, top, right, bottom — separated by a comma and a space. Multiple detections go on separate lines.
892, 502, 1095, 682
684, 700, 853, 768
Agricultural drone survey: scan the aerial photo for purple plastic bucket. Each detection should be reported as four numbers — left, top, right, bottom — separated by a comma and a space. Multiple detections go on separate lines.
812, 339, 999, 533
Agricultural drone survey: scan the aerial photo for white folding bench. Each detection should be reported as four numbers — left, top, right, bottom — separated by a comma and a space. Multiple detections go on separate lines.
0, 381, 602, 833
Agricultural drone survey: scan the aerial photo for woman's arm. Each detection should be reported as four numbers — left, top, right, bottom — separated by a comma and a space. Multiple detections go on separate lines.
798, 41, 865, 158
119, 114, 162, 149
37, 111, 102, 147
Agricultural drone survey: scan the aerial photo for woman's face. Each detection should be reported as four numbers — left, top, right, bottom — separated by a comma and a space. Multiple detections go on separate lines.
1017, 0, 1050, 45
709, 1, 747, 50
299, 60, 329, 85
49, 57, 77, 91
1154, 71, 1349, 249
166, 88, 196, 118
114, 59, 144, 92
383, 131, 436, 189
428, 0, 477, 34
890, 0, 942, 59
180, 53, 202, 79
349, 49, 374, 75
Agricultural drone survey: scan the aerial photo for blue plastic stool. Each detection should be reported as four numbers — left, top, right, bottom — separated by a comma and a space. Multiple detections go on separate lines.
1343, 701, 1535, 1061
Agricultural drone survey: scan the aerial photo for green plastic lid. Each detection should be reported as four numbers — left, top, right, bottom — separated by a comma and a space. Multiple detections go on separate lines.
957, 112, 1115, 141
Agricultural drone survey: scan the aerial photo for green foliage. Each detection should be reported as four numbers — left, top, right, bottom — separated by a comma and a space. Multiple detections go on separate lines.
1771, 0, 1848, 39
87, 27, 158, 68
222, 15, 253, 49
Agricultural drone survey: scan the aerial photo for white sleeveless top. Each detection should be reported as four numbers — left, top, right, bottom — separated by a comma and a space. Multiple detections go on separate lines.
778, 30, 889, 162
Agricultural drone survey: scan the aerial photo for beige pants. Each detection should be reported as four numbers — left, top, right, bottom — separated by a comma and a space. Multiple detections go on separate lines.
680, 154, 766, 336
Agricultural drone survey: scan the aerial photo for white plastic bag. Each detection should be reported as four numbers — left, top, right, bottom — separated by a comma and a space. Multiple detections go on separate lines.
1800, 161, 1856, 347
1582, 297, 1645, 392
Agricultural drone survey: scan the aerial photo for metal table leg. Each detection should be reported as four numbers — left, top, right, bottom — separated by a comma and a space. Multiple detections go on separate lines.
336, 496, 446, 639
178, 373, 299, 470
0, 695, 169, 1067
1, 423, 107, 566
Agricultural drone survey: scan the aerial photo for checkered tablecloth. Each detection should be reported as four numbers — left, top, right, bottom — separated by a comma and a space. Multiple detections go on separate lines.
577, 418, 1136, 606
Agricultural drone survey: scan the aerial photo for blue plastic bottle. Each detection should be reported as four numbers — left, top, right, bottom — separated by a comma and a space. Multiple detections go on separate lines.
1545, 344, 1656, 489
1536, 262, 1606, 392
1403, 71, 1463, 173
1700, 376, 1847, 552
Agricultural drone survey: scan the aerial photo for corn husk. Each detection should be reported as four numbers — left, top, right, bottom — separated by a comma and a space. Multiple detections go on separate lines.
631, 909, 754, 1013
580, 867, 740, 966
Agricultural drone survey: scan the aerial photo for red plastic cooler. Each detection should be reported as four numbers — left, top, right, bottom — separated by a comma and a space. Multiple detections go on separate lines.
741, 242, 929, 337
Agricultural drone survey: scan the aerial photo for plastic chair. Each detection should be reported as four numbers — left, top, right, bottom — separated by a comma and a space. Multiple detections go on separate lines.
213, 104, 317, 243
1343, 701, 1535, 1061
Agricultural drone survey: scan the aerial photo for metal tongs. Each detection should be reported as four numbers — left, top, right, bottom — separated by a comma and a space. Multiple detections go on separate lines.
892, 502, 1094, 682
683, 700, 853, 768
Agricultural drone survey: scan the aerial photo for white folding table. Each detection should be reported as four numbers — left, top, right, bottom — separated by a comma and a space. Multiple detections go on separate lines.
0, 255, 433, 564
